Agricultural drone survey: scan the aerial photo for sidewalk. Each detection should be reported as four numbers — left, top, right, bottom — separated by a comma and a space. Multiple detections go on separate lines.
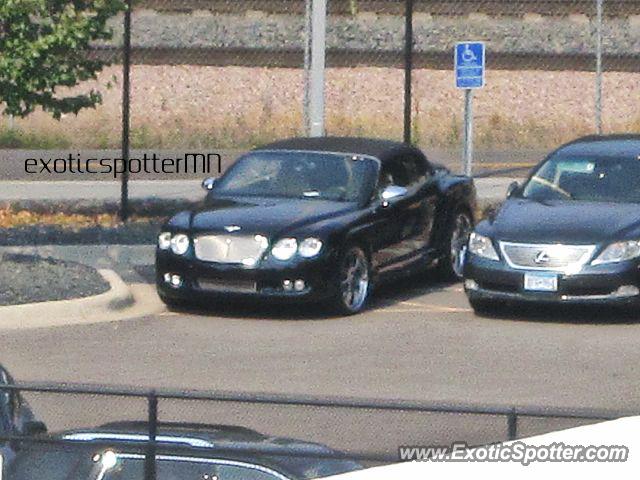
0, 177, 520, 203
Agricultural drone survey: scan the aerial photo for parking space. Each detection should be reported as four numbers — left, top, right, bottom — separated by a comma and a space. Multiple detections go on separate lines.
2, 275, 640, 457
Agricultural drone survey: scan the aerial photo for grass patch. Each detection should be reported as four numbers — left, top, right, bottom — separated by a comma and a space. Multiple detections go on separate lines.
4, 112, 635, 151
0, 127, 72, 149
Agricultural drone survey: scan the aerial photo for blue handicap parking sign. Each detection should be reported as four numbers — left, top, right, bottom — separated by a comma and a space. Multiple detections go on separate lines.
455, 42, 486, 89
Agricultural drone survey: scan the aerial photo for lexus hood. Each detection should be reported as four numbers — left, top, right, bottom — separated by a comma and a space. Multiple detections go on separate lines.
479, 199, 640, 244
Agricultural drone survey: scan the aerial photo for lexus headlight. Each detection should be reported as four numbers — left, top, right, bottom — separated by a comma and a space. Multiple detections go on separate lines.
272, 238, 298, 261
158, 232, 172, 250
592, 240, 640, 265
298, 238, 323, 258
170, 234, 190, 255
468, 232, 499, 261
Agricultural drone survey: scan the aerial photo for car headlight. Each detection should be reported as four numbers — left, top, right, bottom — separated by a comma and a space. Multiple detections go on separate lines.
170, 234, 190, 255
298, 238, 323, 258
271, 238, 298, 261
468, 232, 499, 261
158, 232, 172, 250
592, 240, 640, 265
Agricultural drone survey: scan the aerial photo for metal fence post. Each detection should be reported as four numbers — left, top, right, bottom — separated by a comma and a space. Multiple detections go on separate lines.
403, 0, 414, 144
463, 89, 474, 176
309, 0, 327, 137
119, 0, 132, 222
595, 0, 604, 134
303, 0, 312, 136
507, 408, 518, 441
144, 391, 158, 480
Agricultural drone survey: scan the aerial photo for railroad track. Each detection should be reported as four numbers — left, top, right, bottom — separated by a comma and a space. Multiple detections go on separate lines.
91, 47, 640, 72
136, 0, 640, 17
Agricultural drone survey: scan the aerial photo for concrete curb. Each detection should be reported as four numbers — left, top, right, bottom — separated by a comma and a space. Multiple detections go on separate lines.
0, 269, 135, 330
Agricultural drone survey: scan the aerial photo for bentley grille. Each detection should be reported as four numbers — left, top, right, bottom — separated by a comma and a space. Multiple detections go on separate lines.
197, 278, 257, 293
499, 242, 596, 271
194, 234, 269, 265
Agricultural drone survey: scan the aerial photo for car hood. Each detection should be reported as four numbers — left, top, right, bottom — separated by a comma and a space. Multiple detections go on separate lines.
169, 196, 357, 237
481, 199, 640, 244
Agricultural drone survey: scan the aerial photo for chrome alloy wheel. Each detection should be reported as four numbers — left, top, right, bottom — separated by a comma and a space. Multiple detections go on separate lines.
450, 212, 473, 279
339, 247, 370, 313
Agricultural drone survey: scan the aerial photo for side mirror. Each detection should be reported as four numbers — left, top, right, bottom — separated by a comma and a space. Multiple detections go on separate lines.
22, 420, 47, 436
201, 177, 217, 192
506, 181, 520, 198
380, 185, 408, 207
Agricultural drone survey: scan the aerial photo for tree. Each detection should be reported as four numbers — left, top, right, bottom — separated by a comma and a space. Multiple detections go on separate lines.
0, 0, 125, 120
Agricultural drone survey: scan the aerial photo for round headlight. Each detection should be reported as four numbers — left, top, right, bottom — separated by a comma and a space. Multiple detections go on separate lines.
170, 234, 190, 255
158, 232, 172, 250
299, 238, 323, 258
272, 238, 298, 261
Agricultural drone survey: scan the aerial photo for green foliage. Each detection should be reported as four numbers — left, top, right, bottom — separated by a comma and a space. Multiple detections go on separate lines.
0, 0, 125, 120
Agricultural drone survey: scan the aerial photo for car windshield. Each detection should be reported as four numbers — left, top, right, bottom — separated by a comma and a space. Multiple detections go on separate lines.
7, 447, 289, 480
212, 151, 378, 202
521, 154, 640, 204
101, 455, 287, 480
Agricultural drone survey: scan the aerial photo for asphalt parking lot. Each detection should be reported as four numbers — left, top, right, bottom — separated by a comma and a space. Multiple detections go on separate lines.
2, 273, 640, 459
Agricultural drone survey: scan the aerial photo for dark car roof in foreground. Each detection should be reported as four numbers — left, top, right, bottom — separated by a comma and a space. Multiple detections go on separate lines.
10, 422, 362, 479
556, 134, 640, 157
257, 136, 428, 164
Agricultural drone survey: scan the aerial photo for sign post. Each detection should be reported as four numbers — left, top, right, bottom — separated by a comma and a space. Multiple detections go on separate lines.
309, 0, 327, 137
455, 41, 485, 176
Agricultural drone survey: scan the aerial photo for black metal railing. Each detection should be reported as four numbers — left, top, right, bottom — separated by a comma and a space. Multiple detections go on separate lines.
0, 381, 632, 480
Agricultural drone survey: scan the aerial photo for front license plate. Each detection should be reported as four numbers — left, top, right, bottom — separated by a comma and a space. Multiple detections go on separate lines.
524, 272, 558, 292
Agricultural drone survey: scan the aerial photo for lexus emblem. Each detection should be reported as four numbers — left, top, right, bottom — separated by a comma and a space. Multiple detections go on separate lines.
534, 250, 551, 265
224, 225, 241, 233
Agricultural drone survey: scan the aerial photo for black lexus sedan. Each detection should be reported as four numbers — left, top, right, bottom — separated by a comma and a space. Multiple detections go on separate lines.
156, 137, 477, 314
465, 135, 640, 313
6, 421, 362, 479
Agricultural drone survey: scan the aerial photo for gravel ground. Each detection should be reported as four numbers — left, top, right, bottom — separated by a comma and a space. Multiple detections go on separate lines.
103, 11, 638, 57
0, 222, 162, 246
0, 254, 110, 306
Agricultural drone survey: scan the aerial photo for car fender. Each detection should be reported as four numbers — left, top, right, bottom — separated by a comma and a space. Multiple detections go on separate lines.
431, 175, 477, 253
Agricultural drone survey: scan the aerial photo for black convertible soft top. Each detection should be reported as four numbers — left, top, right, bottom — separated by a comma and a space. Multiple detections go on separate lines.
256, 136, 430, 167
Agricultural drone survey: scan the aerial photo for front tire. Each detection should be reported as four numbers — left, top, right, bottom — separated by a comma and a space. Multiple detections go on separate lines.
438, 209, 473, 281
328, 246, 371, 315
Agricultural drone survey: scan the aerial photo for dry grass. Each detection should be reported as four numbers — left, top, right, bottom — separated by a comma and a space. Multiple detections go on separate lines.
0, 206, 153, 228
4, 66, 640, 150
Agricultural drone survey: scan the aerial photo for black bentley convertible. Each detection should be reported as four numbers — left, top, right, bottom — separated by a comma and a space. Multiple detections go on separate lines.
156, 137, 477, 314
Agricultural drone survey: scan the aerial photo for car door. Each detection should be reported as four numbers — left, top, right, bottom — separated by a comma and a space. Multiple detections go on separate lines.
399, 153, 439, 256
368, 161, 410, 271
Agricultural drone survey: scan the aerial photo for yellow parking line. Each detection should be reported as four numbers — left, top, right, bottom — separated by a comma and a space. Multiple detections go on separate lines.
374, 304, 472, 314
399, 301, 431, 307
399, 300, 470, 312
427, 305, 472, 313
481, 162, 537, 169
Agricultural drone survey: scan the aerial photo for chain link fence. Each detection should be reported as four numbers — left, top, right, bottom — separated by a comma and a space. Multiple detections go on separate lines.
3, 0, 640, 165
